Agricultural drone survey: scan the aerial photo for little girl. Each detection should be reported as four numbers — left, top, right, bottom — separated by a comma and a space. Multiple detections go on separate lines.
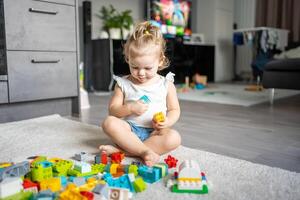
100, 21, 181, 166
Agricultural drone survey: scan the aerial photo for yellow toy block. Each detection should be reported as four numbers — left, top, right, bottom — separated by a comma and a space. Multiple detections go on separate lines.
153, 112, 165, 123
39, 177, 61, 192
110, 164, 119, 175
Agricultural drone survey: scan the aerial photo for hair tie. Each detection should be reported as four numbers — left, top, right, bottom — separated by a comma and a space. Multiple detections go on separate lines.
144, 30, 151, 35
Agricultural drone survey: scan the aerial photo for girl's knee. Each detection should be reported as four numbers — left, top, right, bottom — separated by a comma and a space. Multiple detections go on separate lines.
101, 116, 118, 132
166, 129, 181, 149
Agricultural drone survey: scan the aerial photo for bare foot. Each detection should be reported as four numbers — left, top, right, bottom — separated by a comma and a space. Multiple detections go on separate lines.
141, 150, 160, 167
99, 145, 121, 155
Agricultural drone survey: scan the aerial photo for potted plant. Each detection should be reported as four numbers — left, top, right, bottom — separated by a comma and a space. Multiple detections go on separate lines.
97, 5, 133, 39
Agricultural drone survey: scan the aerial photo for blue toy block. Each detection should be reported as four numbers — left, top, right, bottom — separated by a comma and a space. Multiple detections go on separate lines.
139, 95, 151, 104
102, 173, 134, 192
138, 165, 161, 183
33, 189, 57, 200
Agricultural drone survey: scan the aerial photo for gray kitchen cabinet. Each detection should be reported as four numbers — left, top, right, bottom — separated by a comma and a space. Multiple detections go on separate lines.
0, 0, 80, 122
0, 81, 8, 104
4, 0, 76, 51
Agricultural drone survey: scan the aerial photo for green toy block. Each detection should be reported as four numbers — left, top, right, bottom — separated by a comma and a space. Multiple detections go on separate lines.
92, 163, 106, 173
30, 156, 47, 167
171, 184, 208, 194
67, 168, 96, 177
1, 191, 33, 200
52, 160, 73, 174
133, 177, 147, 192
31, 161, 53, 182
128, 165, 138, 176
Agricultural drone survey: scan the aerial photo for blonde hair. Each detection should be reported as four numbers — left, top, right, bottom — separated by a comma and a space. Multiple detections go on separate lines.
123, 21, 169, 70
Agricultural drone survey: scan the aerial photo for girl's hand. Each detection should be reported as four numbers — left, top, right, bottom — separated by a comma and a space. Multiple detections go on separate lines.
152, 117, 169, 130
128, 101, 148, 116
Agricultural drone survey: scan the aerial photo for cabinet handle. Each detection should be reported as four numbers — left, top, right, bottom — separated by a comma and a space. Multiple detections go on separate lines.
31, 59, 60, 64
29, 8, 58, 15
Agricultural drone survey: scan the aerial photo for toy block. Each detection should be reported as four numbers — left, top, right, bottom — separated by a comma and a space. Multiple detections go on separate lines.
92, 183, 109, 196
72, 177, 86, 187
138, 165, 160, 183
131, 161, 142, 166
0, 161, 30, 182
31, 161, 53, 182
91, 163, 106, 174
153, 112, 165, 123
178, 160, 201, 179
153, 163, 168, 178
0, 177, 23, 198
139, 95, 151, 104
75, 152, 88, 161
30, 156, 47, 167
164, 155, 178, 168
39, 177, 61, 192
52, 159, 73, 176
103, 174, 134, 192
100, 151, 108, 164
128, 164, 138, 176
0, 191, 33, 200
108, 187, 131, 200
127, 173, 135, 182
94, 155, 100, 164
110, 163, 119, 175
22, 179, 38, 193
74, 162, 92, 174
171, 183, 208, 194
113, 165, 125, 177
177, 179, 202, 190
133, 177, 146, 192
111, 152, 125, 164
80, 191, 94, 200
59, 183, 87, 200
0, 162, 13, 169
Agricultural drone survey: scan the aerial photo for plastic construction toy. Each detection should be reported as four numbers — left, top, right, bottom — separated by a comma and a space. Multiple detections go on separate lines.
139, 95, 151, 104
0, 161, 30, 182
170, 160, 208, 194
74, 152, 88, 161
164, 155, 178, 168
153, 112, 165, 123
111, 152, 125, 164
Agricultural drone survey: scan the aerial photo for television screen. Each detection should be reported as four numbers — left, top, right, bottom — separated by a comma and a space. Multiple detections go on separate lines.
148, 0, 192, 39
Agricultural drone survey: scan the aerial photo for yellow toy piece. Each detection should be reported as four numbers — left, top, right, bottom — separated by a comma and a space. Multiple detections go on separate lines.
153, 112, 165, 123
39, 177, 61, 192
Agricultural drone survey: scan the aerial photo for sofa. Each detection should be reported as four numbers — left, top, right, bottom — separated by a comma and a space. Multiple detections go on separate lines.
262, 58, 300, 104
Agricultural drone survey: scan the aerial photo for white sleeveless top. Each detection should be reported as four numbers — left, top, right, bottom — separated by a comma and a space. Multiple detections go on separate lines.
113, 72, 175, 128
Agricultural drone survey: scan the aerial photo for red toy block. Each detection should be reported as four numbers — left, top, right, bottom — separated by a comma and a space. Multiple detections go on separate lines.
23, 179, 38, 190
164, 155, 178, 168
80, 191, 94, 200
101, 151, 108, 164
111, 152, 125, 164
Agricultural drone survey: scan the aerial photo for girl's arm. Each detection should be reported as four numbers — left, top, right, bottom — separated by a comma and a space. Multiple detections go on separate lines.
165, 81, 181, 127
108, 85, 132, 118
109, 85, 148, 118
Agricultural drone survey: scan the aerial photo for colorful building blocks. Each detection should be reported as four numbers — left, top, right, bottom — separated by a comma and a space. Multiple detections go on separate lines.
111, 152, 125, 164
52, 159, 73, 176
0, 177, 23, 198
138, 165, 161, 183
108, 187, 131, 200
153, 163, 168, 178
101, 151, 108, 164
133, 177, 147, 192
22, 179, 38, 193
153, 112, 165, 123
0, 161, 30, 182
75, 152, 88, 162
164, 155, 178, 168
31, 161, 53, 182
171, 160, 208, 194
74, 162, 92, 174
39, 177, 61, 192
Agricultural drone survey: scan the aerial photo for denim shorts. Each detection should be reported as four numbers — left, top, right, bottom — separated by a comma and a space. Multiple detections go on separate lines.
127, 121, 154, 141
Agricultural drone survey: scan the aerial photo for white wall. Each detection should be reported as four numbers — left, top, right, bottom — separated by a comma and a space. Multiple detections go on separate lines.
234, 0, 256, 76
89, 0, 145, 39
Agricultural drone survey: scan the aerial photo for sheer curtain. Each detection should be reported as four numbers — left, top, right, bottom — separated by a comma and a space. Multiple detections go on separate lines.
255, 0, 300, 43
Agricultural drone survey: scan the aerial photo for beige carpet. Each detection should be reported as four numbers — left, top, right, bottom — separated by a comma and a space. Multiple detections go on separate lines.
0, 115, 300, 200
177, 83, 300, 106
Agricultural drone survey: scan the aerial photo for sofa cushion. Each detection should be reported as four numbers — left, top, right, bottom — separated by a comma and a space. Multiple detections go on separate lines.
265, 58, 300, 71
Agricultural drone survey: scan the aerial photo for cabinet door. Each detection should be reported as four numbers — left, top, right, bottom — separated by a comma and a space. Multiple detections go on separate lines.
7, 51, 78, 103
0, 81, 8, 104
4, 0, 76, 51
